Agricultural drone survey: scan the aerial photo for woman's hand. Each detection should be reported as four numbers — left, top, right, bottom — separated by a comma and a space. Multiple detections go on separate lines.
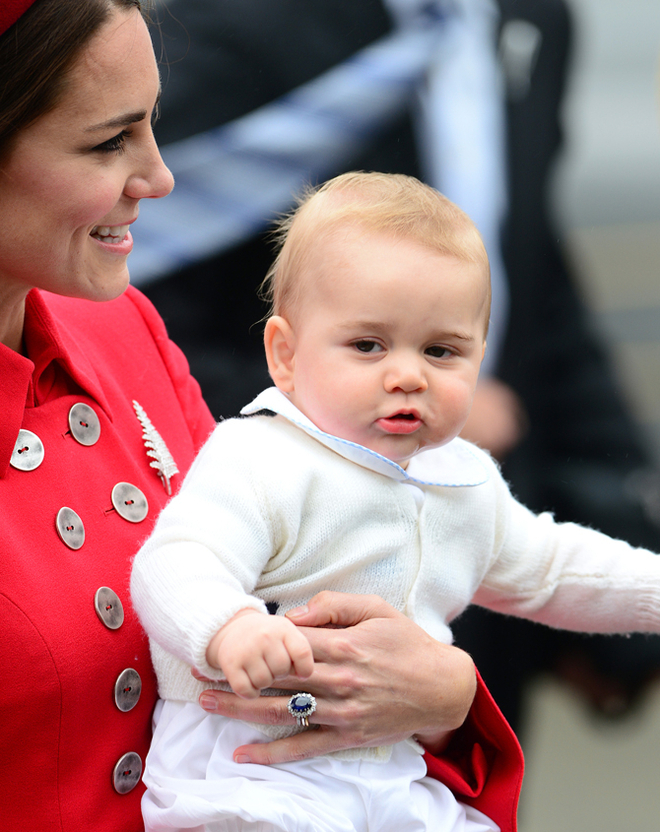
195, 591, 476, 765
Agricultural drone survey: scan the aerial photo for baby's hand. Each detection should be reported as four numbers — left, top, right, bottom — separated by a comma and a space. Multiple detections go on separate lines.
206, 608, 314, 698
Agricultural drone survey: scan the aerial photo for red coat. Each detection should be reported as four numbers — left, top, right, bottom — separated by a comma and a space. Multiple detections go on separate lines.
0, 287, 215, 831
0, 287, 522, 830
425, 670, 524, 832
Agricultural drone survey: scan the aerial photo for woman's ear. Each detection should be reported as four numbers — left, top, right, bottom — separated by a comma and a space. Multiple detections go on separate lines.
264, 316, 296, 392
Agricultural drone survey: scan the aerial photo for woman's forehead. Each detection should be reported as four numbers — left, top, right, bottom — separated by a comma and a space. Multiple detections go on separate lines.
57, 9, 157, 122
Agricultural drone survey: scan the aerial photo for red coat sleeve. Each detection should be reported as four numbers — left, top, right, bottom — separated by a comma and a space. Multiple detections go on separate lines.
424, 670, 524, 832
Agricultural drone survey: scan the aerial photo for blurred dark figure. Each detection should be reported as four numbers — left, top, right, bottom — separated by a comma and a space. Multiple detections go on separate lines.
144, 0, 660, 741
452, 0, 660, 736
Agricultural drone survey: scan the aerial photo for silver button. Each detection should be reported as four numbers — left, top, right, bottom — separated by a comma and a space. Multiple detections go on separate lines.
10, 429, 44, 471
111, 482, 148, 523
114, 668, 142, 712
68, 403, 101, 446
94, 587, 124, 630
112, 752, 142, 794
55, 507, 85, 550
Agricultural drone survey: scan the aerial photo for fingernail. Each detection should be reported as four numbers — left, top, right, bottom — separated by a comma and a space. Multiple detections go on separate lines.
234, 753, 251, 764
286, 605, 309, 619
199, 694, 217, 712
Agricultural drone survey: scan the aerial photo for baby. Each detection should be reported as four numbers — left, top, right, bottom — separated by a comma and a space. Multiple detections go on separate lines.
132, 171, 660, 832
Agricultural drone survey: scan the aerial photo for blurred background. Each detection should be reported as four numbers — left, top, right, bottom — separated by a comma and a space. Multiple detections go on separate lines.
558, 0, 660, 460
521, 0, 660, 829
138, 0, 660, 827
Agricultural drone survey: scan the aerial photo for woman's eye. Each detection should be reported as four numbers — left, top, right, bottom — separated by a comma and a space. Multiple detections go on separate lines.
94, 130, 131, 154
426, 345, 452, 359
353, 340, 382, 353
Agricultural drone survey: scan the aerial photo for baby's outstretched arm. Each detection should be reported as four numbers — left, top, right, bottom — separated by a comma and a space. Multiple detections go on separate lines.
206, 608, 314, 698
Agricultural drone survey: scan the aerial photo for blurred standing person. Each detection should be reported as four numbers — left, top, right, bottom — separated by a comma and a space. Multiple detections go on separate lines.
455, 0, 660, 733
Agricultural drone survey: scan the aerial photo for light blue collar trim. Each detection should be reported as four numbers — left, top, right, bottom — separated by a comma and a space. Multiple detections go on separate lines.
240, 387, 489, 488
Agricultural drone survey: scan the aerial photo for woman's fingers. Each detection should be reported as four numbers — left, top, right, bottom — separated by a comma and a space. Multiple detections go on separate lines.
198, 689, 330, 726
232, 727, 367, 766
286, 591, 400, 629
197, 592, 478, 763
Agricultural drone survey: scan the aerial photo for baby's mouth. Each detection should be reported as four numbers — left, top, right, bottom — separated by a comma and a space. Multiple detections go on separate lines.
90, 224, 130, 243
377, 411, 422, 434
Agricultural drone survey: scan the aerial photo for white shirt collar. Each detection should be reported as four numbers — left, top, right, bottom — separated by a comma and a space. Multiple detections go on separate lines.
241, 387, 489, 488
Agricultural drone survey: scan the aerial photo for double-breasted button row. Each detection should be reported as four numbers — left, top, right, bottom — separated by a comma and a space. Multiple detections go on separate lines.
94, 588, 143, 793
15, 404, 153, 796
11, 404, 149, 547
10, 403, 101, 471
54, 481, 148, 551
93, 589, 142, 709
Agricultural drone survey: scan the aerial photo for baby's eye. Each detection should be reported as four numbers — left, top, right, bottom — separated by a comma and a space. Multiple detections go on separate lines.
425, 345, 453, 359
353, 340, 383, 353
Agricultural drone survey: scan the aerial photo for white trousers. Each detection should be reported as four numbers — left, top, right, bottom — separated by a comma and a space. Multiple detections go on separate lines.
142, 700, 500, 832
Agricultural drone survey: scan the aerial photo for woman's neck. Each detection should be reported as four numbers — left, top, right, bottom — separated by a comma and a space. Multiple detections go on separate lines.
0, 283, 29, 354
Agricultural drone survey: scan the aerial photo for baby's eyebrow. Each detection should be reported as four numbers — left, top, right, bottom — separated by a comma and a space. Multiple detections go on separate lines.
339, 320, 476, 343
444, 331, 476, 343
338, 320, 390, 333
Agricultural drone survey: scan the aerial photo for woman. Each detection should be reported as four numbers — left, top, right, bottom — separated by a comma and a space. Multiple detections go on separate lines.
0, 1, 522, 830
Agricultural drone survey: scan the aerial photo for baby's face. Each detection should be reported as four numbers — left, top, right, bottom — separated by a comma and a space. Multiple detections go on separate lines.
282, 228, 488, 468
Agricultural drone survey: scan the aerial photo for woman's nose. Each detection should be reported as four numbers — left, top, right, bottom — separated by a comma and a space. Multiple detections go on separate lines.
124, 135, 174, 201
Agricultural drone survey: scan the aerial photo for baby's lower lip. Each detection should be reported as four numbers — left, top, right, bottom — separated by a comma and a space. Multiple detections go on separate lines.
376, 416, 422, 434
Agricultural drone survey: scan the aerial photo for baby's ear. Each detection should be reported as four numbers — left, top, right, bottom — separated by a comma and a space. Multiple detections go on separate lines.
264, 316, 296, 392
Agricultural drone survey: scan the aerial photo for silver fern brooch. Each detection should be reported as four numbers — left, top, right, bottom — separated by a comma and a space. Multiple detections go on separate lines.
133, 400, 179, 495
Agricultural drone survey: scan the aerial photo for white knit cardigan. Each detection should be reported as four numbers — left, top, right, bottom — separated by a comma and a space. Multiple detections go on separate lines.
132, 388, 660, 710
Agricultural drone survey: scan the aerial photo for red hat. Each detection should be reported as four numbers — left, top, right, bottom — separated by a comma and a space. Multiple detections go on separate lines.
0, 0, 39, 35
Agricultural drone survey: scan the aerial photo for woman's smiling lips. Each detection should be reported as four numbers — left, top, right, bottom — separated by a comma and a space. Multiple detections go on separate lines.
90, 223, 131, 243
376, 411, 423, 434
90, 221, 134, 255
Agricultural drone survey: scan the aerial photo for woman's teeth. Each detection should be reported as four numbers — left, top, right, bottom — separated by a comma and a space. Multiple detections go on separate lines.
91, 224, 129, 242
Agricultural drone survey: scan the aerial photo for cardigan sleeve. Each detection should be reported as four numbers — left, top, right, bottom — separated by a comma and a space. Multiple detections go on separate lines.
131, 419, 288, 679
473, 477, 660, 635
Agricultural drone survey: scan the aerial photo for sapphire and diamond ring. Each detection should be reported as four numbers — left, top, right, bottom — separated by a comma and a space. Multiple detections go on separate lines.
287, 692, 317, 728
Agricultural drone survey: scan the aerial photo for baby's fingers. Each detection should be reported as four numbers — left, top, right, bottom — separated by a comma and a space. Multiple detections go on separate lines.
283, 628, 314, 680
224, 664, 261, 699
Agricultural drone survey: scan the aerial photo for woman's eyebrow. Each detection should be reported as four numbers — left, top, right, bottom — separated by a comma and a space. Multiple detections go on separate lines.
85, 110, 148, 133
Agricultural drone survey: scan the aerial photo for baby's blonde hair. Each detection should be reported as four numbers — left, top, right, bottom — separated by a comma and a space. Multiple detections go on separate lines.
261, 171, 491, 333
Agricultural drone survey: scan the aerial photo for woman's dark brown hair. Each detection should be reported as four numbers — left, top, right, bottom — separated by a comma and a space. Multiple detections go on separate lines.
0, 0, 145, 161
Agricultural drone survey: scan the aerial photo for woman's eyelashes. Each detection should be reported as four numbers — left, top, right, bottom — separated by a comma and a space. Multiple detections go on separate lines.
93, 129, 132, 154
